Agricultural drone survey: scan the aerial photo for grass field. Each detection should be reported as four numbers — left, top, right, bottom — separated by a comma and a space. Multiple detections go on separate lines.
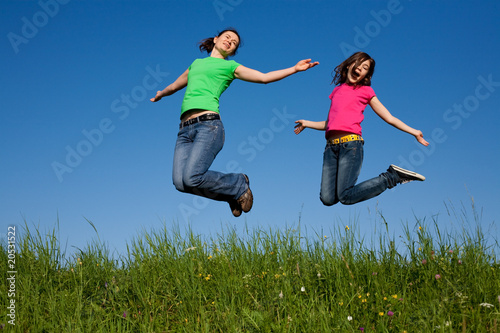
1, 202, 499, 332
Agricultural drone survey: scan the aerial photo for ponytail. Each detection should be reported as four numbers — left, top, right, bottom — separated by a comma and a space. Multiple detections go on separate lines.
198, 37, 216, 54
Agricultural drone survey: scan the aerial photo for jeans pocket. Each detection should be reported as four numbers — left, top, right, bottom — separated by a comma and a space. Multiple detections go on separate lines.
342, 141, 364, 158
200, 120, 224, 145
342, 141, 358, 150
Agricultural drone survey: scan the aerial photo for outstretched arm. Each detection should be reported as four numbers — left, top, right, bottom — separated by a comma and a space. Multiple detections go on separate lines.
150, 69, 189, 102
369, 96, 429, 146
294, 119, 327, 135
234, 59, 319, 84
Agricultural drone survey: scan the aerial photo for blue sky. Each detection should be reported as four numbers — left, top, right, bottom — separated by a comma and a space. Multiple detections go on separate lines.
1, 0, 499, 257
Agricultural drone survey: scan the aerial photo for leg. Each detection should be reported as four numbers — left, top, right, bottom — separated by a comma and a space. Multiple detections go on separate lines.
179, 119, 248, 202
337, 141, 396, 205
335, 140, 365, 205
320, 143, 340, 206
172, 125, 191, 193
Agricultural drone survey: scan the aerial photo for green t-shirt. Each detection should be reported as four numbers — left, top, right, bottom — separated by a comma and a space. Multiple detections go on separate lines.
181, 57, 241, 116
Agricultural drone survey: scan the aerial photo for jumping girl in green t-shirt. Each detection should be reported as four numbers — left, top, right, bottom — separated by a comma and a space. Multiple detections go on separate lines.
150, 28, 318, 217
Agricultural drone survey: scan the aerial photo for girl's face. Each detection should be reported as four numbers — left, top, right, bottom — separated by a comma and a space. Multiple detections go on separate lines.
346, 59, 371, 85
213, 31, 240, 57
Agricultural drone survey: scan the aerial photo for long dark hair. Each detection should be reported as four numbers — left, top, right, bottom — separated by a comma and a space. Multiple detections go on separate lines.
332, 52, 375, 87
198, 28, 242, 56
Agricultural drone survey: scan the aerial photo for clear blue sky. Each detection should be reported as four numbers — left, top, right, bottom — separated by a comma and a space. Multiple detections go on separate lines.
1, 0, 499, 257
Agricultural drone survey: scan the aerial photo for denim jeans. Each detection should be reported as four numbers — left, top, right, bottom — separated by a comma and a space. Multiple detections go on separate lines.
319, 140, 399, 206
172, 119, 248, 202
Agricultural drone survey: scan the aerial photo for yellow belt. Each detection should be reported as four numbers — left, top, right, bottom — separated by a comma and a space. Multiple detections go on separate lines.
327, 134, 363, 145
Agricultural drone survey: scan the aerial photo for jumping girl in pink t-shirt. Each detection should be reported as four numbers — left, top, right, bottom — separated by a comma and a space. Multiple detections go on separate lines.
294, 52, 429, 205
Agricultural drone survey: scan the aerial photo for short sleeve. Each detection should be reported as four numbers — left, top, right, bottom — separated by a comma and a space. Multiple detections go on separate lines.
229, 60, 241, 73
366, 86, 376, 101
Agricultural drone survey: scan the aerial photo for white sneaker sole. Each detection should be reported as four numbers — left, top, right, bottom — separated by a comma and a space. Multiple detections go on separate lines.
390, 164, 426, 181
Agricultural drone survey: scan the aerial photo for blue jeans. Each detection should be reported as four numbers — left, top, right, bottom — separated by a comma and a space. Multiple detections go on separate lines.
172, 119, 248, 202
320, 140, 399, 206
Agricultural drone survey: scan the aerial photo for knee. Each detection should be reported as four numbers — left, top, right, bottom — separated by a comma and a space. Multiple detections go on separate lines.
320, 194, 337, 206
173, 176, 202, 193
173, 178, 185, 193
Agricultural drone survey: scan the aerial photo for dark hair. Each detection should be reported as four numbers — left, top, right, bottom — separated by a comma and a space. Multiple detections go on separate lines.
198, 28, 242, 56
332, 52, 375, 87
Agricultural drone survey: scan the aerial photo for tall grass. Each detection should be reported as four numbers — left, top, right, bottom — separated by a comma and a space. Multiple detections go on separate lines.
1, 203, 499, 332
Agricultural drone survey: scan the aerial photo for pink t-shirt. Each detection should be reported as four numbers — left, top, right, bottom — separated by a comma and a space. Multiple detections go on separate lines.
325, 84, 376, 138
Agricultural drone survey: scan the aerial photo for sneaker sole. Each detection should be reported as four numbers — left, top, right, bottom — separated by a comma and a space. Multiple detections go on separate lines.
390, 164, 425, 181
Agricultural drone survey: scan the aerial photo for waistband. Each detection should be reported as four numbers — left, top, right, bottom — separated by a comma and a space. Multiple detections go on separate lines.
179, 113, 220, 129
327, 134, 363, 145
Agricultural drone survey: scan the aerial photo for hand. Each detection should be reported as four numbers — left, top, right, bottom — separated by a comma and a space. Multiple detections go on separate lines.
414, 130, 429, 146
150, 91, 164, 102
294, 120, 307, 134
295, 59, 319, 72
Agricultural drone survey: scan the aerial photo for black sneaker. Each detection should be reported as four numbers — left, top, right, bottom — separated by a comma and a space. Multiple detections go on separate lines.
389, 164, 426, 184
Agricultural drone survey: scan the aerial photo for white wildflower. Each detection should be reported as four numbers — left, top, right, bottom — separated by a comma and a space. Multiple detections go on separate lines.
184, 247, 196, 252
301, 286, 305, 292
279, 291, 283, 299
347, 315, 353, 321
479, 302, 494, 308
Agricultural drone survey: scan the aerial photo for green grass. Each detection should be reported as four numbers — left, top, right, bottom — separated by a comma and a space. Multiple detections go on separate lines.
1, 203, 499, 332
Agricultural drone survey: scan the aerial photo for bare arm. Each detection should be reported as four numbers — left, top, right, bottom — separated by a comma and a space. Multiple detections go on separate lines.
150, 69, 189, 102
294, 119, 327, 135
369, 96, 429, 146
234, 59, 319, 84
